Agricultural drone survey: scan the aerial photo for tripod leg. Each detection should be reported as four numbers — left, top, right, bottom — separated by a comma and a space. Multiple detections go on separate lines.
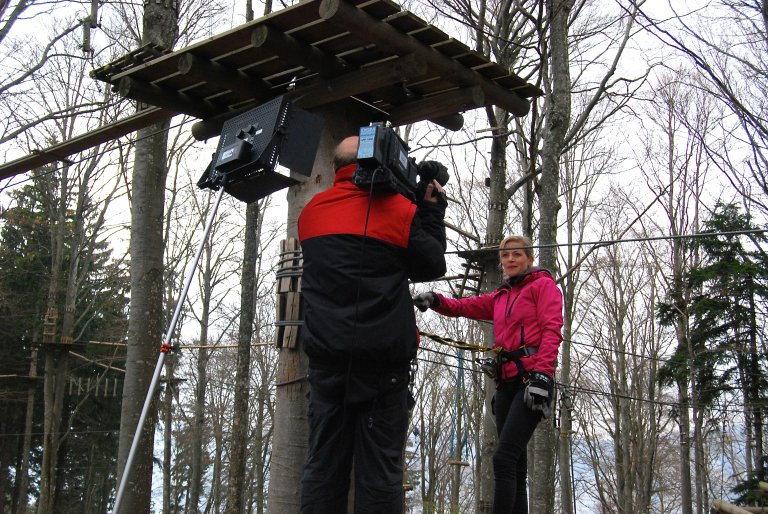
113, 186, 227, 513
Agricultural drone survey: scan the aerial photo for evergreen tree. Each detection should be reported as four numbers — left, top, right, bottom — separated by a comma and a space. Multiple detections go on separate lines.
658, 202, 768, 501
0, 170, 129, 512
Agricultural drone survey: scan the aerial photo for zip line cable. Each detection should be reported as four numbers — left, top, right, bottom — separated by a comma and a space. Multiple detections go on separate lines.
443, 228, 768, 256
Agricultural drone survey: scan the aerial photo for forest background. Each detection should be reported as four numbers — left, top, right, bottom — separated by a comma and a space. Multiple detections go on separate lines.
0, 0, 766, 513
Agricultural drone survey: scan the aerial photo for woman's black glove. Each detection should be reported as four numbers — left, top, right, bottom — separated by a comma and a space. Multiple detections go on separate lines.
413, 291, 440, 312
523, 371, 554, 418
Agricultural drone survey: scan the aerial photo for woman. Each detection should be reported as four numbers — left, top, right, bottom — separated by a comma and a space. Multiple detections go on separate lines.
413, 235, 563, 513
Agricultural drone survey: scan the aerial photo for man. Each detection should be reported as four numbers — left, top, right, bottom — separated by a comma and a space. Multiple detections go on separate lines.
298, 135, 447, 513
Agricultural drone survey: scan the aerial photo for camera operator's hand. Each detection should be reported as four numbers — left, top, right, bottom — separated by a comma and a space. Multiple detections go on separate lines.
422, 180, 446, 205
523, 370, 554, 418
413, 291, 440, 312
417, 161, 449, 184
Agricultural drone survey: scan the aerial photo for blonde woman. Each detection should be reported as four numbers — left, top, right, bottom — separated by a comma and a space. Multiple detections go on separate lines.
413, 235, 563, 514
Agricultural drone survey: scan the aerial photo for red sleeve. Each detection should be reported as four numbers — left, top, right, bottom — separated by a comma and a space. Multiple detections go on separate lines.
529, 277, 563, 376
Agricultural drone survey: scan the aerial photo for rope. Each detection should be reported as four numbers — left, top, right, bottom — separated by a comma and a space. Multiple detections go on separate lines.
419, 330, 492, 352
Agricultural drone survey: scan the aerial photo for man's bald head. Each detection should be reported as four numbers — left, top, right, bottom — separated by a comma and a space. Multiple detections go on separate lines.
333, 136, 359, 170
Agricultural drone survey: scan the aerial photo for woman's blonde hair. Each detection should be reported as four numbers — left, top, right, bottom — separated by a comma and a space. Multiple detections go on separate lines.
499, 235, 534, 258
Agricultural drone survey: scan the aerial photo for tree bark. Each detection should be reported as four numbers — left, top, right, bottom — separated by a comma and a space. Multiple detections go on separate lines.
38, 163, 69, 514
15, 347, 37, 514
478, 106, 509, 513
189, 251, 211, 513
225, 201, 259, 514
267, 102, 367, 512
116, 3, 178, 510
163, 360, 174, 514
530, 0, 572, 511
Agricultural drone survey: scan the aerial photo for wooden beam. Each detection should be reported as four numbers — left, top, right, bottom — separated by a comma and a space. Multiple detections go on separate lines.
712, 500, 755, 514
389, 86, 484, 126
319, 0, 532, 116
191, 53, 429, 140
177, 53, 273, 99
118, 77, 221, 119
289, 53, 427, 109
251, 24, 348, 77
365, 77, 466, 130
443, 220, 480, 242
423, 113, 464, 131
0, 107, 176, 179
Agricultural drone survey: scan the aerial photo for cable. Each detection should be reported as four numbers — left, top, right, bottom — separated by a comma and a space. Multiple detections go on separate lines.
444, 229, 768, 256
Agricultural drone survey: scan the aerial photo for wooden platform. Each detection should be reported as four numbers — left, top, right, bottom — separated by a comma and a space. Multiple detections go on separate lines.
91, 0, 540, 136
2, 0, 541, 178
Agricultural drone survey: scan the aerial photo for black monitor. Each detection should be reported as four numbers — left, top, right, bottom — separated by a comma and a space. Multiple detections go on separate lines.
198, 96, 324, 203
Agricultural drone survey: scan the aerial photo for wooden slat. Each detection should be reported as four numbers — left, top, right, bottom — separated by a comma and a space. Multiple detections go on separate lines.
319, 0, 531, 116
0, 107, 176, 180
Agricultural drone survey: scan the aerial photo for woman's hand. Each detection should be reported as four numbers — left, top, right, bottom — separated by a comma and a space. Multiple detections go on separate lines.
413, 291, 440, 312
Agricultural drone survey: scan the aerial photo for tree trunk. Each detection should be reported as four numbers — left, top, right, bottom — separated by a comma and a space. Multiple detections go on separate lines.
225, 2, 259, 510
677, 377, 694, 514
267, 103, 366, 512
189, 267, 211, 513
116, 2, 177, 511
558, 307, 574, 514
163, 360, 174, 514
450, 354, 464, 512
38, 163, 69, 514
225, 202, 260, 514
530, 0, 572, 511
15, 347, 37, 514
477, 105, 509, 513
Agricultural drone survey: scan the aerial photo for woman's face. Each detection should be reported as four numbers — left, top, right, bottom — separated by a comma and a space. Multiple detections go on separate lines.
499, 243, 535, 277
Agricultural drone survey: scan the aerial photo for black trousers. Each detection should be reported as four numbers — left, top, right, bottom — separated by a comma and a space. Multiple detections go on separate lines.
492, 379, 544, 514
301, 366, 413, 514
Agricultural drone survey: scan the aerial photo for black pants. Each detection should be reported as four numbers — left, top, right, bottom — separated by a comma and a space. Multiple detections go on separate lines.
492, 380, 544, 514
301, 366, 413, 514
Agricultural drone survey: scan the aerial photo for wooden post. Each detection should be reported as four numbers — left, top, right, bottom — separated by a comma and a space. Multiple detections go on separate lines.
275, 238, 303, 349
712, 500, 756, 514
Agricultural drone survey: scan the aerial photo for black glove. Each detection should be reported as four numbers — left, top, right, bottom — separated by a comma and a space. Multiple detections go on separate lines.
416, 161, 449, 186
475, 357, 498, 379
413, 291, 440, 312
523, 371, 554, 418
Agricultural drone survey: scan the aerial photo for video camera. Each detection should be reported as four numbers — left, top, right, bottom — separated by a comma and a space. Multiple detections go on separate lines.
352, 123, 449, 203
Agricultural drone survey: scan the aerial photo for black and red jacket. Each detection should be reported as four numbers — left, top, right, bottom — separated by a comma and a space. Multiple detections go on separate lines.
298, 164, 447, 371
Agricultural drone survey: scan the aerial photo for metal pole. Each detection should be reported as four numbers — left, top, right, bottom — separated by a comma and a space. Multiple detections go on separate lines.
113, 185, 227, 513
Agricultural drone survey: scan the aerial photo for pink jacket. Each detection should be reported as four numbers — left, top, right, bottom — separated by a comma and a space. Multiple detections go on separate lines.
433, 268, 563, 380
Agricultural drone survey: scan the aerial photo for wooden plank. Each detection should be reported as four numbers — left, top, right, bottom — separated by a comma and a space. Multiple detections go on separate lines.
0, 107, 176, 180
118, 77, 222, 118
712, 500, 754, 514
102, 0, 330, 85
284, 291, 302, 349
177, 53, 274, 99
251, 25, 348, 78
274, 294, 285, 348
319, 0, 532, 116
289, 53, 427, 109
